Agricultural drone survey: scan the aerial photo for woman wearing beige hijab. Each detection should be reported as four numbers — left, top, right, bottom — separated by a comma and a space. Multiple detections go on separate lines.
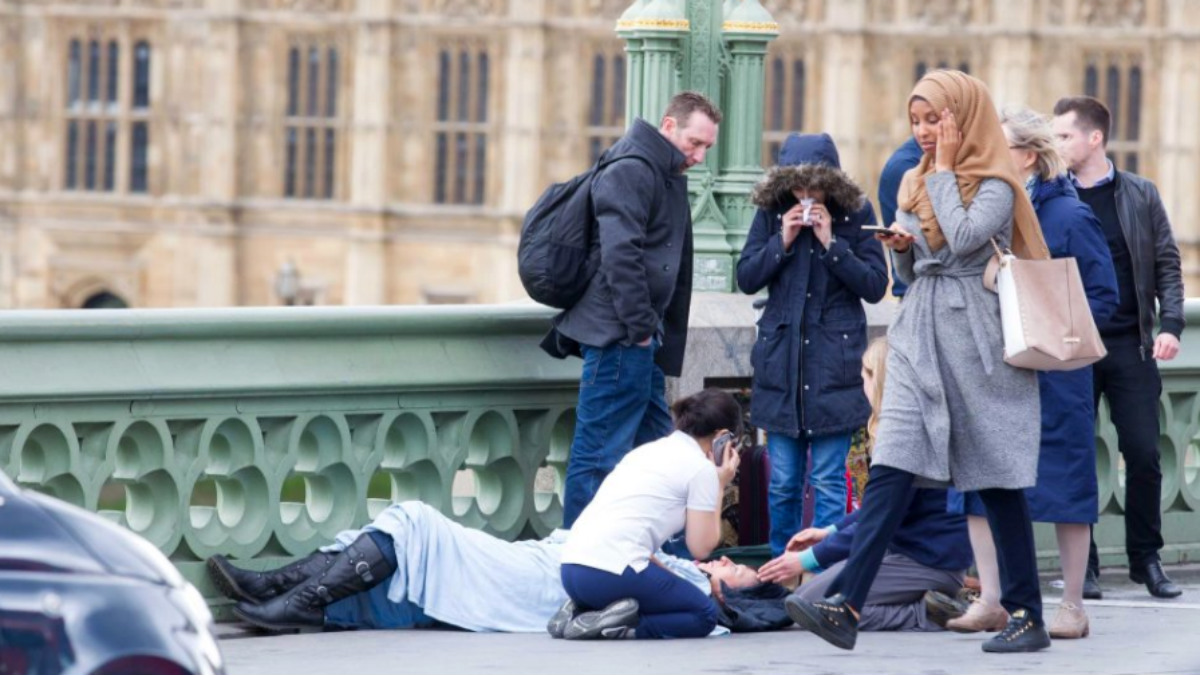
784, 71, 1052, 654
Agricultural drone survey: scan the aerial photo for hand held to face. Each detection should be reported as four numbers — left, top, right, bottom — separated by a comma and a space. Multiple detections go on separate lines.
712, 431, 740, 487
781, 204, 806, 250
934, 108, 961, 173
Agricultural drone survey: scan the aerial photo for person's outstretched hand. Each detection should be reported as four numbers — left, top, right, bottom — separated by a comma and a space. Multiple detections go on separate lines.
758, 552, 803, 584
785, 527, 829, 553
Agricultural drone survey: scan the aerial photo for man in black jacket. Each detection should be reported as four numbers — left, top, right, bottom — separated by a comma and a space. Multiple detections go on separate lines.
543, 91, 721, 528
1053, 96, 1186, 599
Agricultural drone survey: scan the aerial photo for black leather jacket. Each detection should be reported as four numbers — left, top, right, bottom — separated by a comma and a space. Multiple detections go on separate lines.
1113, 171, 1186, 350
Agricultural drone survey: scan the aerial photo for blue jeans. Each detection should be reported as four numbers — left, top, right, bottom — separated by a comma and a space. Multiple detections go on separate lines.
562, 340, 672, 528
561, 563, 719, 639
767, 431, 851, 556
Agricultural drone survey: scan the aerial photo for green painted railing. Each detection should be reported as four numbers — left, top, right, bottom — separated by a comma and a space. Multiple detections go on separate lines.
0, 305, 580, 608
1084, 300, 1200, 568
2, 301, 1197, 607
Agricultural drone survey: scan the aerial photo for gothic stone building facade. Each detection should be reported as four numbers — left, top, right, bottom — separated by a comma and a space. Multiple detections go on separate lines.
0, 0, 1195, 308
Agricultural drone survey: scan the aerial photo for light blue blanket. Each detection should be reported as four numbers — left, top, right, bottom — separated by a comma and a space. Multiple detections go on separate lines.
322, 501, 717, 634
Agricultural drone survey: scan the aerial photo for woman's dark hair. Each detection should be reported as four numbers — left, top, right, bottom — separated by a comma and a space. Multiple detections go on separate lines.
672, 388, 743, 439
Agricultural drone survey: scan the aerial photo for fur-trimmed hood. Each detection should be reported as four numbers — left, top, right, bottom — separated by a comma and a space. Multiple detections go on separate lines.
751, 133, 866, 214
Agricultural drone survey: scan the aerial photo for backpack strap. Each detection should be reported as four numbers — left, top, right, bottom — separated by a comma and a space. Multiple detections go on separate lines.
591, 152, 662, 225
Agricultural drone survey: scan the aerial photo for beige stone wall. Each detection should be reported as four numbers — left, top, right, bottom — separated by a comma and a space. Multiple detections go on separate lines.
1, 0, 1198, 308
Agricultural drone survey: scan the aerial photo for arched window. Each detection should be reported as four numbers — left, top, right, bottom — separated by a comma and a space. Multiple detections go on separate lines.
432, 42, 491, 205
282, 40, 340, 199
585, 45, 626, 164
81, 291, 129, 309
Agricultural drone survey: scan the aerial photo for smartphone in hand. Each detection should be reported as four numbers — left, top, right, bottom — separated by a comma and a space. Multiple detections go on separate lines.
712, 431, 734, 467
861, 225, 898, 237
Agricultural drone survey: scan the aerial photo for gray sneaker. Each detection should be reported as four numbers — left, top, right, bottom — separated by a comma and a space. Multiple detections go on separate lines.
546, 599, 576, 639
562, 598, 639, 640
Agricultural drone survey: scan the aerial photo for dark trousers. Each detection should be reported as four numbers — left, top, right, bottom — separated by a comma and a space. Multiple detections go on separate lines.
560, 563, 719, 639
828, 465, 1043, 623
1089, 337, 1164, 572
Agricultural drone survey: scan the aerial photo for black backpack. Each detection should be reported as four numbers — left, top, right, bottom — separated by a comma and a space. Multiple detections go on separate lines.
517, 154, 649, 309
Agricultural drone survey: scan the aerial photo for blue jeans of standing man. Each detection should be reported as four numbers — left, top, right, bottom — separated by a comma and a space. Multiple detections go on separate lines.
767, 431, 851, 556
562, 340, 673, 528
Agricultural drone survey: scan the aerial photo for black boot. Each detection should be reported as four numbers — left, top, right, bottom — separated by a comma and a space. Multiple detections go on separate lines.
1130, 560, 1183, 599
233, 534, 396, 632
1082, 568, 1103, 600
207, 552, 337, 604
785, 593, 859, 650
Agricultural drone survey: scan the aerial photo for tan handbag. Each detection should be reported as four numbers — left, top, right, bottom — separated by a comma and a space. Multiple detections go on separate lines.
983, 239, 1107, 371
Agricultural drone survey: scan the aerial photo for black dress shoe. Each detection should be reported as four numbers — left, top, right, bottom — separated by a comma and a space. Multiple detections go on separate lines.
1082, 568, 1103, 600
1130, 561, 1183, 598
785, 593, 858, 650
981, 610, 1051, 653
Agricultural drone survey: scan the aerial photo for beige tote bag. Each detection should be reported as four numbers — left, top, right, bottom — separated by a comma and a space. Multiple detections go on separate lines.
983, 240, 1107, 371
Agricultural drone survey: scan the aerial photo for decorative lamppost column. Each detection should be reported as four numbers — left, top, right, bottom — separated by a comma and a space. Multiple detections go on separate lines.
717, 1, 778, 260
613, 0, 776, 293
680, 0, 734, 292
620, 0, 690, 123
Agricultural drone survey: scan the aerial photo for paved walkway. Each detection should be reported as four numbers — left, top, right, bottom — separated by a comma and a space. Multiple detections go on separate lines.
217, 566, 1200, 675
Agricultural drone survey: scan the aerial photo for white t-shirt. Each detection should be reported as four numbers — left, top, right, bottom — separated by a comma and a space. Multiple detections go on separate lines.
561, 430, 720, 574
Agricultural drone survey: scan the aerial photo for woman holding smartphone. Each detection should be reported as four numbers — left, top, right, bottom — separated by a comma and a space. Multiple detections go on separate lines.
556, 388, 742, 640
736, 133, 888, 559
785, 71, 1053, 654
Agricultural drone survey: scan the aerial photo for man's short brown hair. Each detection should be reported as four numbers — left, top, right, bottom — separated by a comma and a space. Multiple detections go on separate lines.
664, 91, 723, 126
1053, 96, 1111, 146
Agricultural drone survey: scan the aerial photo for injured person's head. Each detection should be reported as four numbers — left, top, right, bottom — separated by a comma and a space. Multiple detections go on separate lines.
695, 556, 759, 591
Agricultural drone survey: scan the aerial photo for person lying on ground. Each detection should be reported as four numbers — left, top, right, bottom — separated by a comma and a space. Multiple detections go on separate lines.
207, 500, 790, 635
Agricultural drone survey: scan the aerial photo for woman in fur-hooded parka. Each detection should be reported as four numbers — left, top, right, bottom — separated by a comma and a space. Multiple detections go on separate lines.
737, 133, 889, 439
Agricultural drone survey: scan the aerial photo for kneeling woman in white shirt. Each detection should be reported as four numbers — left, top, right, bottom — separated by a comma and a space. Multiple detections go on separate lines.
558, 388, 741, 639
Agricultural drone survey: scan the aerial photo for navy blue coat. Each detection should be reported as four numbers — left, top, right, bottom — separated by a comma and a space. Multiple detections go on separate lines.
877, 137, 923, 298
966, 175, 1119, 522
811, 488, 972, 573
736, 134, 888, 438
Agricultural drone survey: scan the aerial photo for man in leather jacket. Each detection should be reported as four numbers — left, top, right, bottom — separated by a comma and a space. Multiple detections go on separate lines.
1053, 96, 1185, 600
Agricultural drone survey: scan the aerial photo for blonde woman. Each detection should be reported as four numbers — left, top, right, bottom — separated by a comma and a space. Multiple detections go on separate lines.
758, 337, 972, 633
845, 337, 890, 506
938, 106, 1118, 639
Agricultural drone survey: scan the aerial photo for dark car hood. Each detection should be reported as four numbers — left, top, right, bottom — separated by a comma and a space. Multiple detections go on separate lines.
0, 472, 183, 587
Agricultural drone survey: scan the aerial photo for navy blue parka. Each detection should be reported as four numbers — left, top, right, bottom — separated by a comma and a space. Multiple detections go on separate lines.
736, 134, 888, 438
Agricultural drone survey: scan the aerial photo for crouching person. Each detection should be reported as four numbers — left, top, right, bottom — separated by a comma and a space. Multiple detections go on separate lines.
557, 388, 742, 639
